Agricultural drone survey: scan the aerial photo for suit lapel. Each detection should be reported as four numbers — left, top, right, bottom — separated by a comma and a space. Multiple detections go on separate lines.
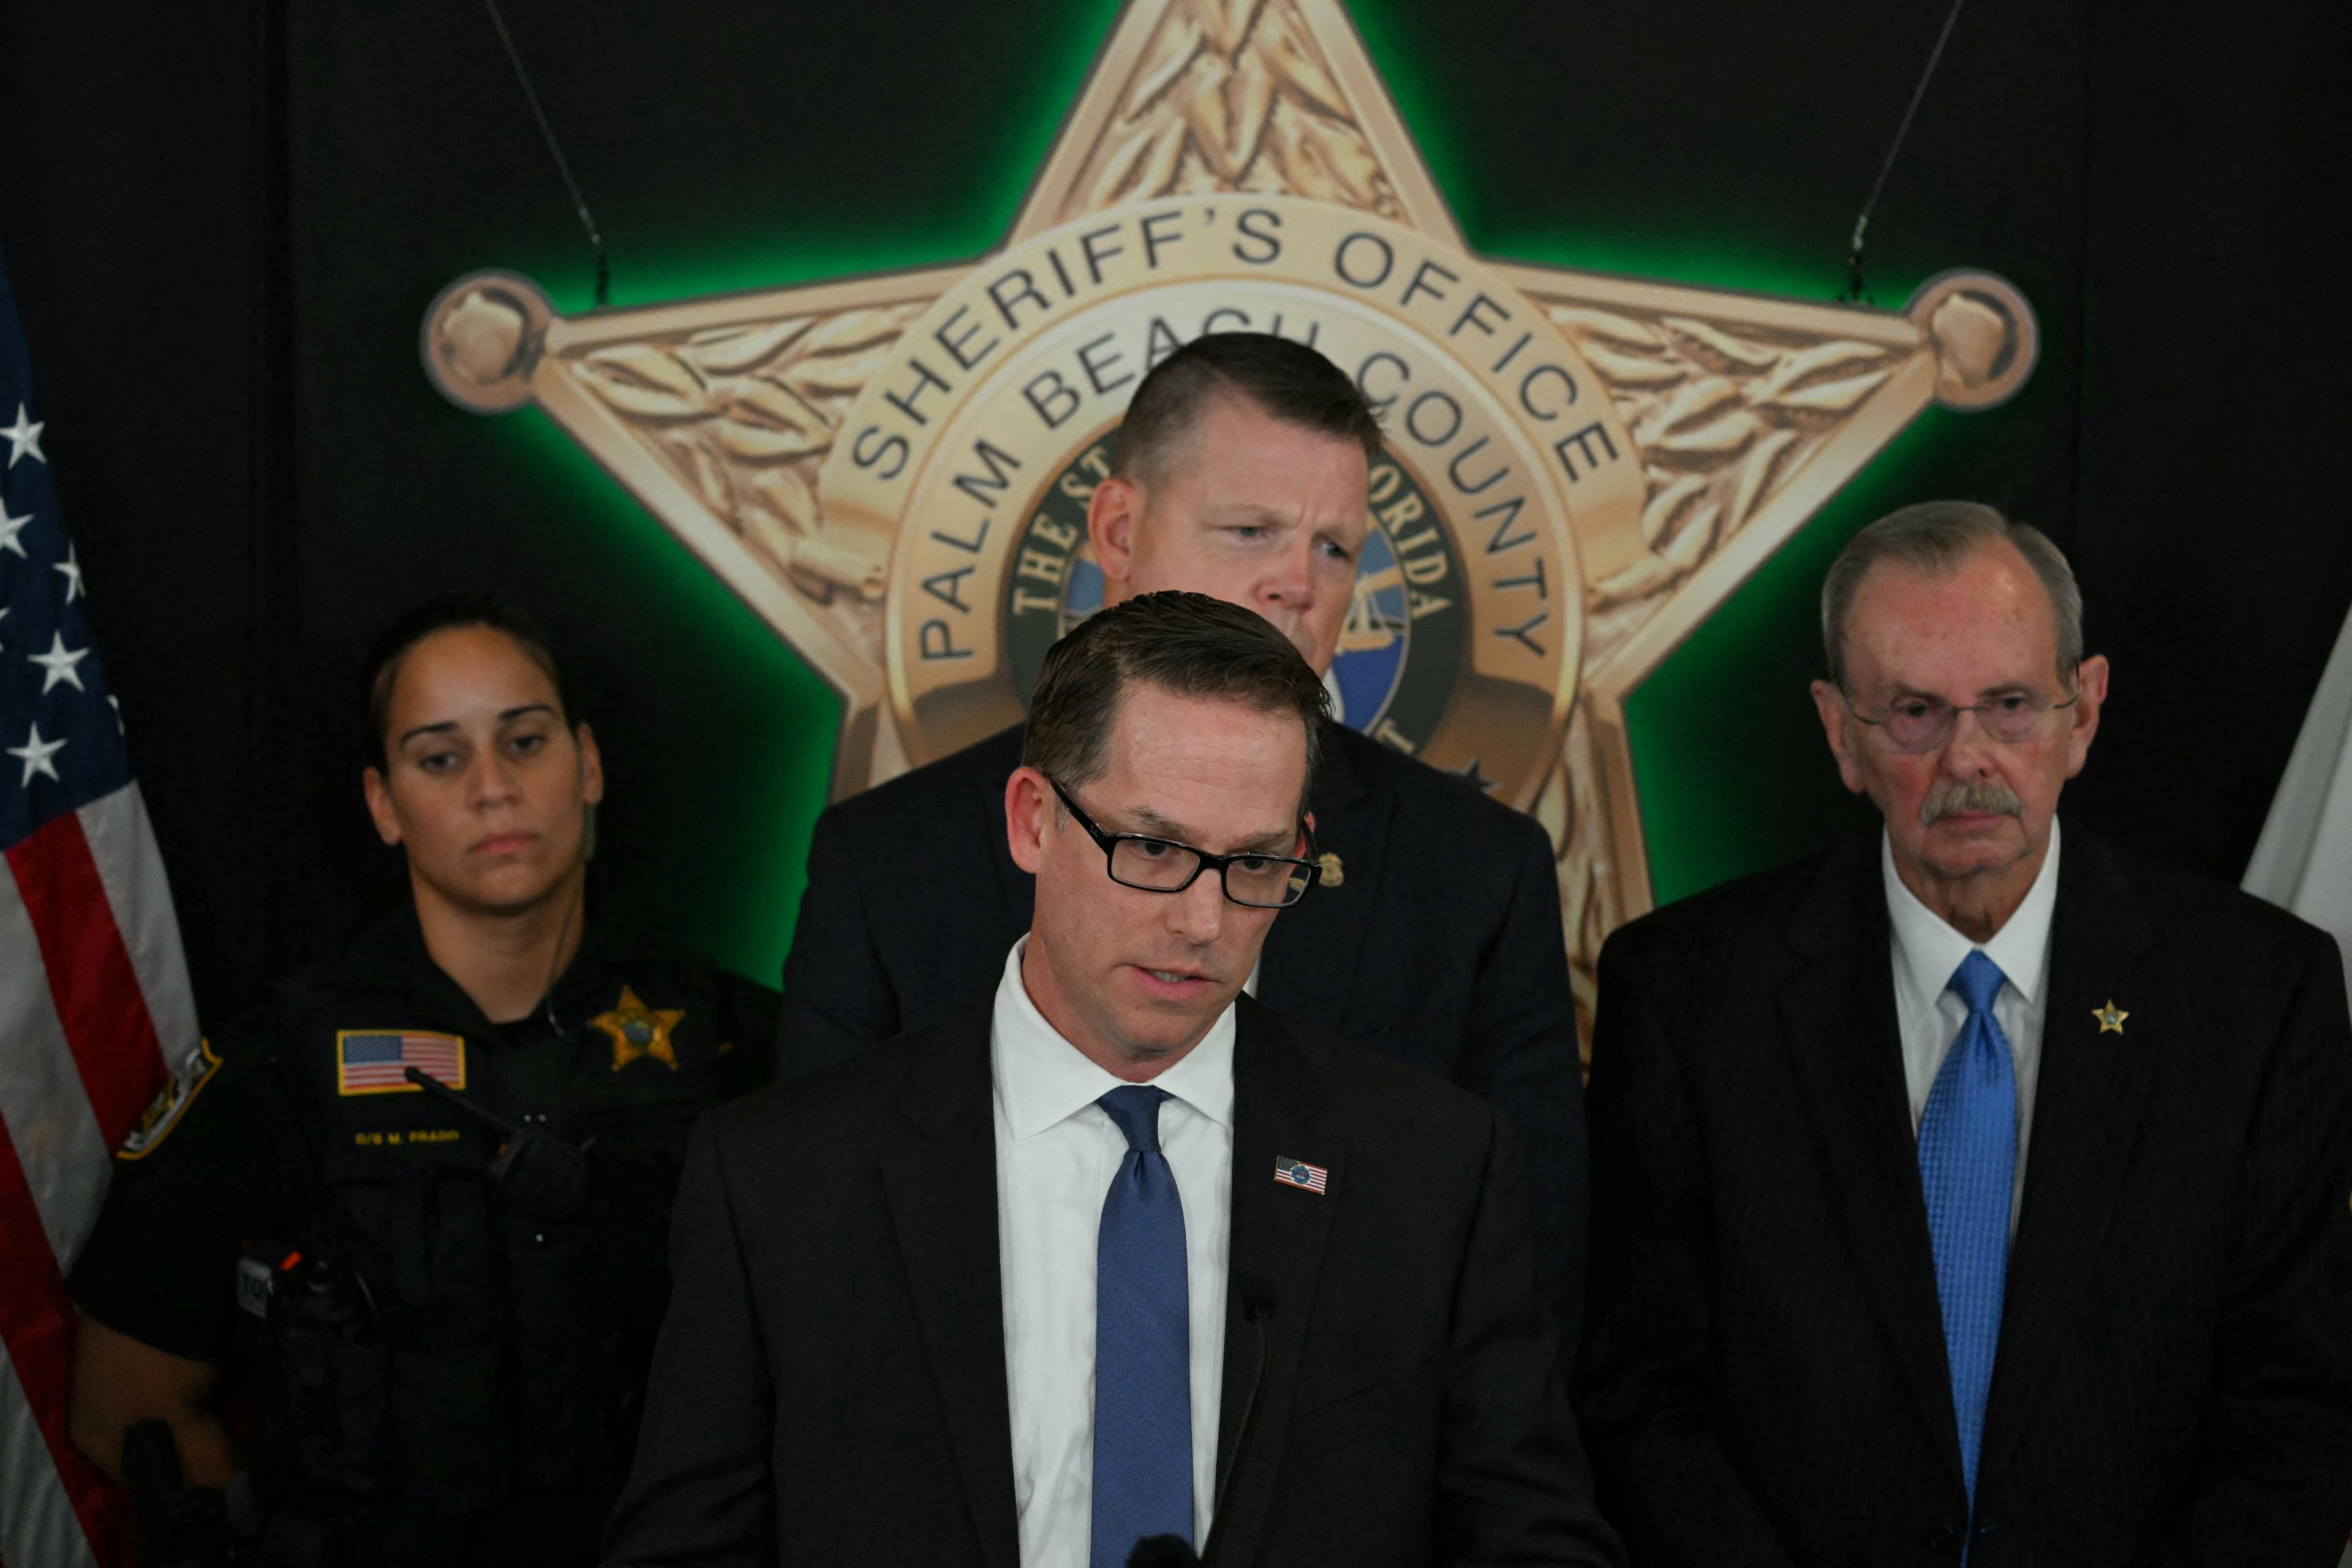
1777, 836, 1967, 1490
1208, 998, 1344, 1565
1260, 723, 1386, 1030
877, 1011, 1021, 1568
1980, 826, 2158, 1485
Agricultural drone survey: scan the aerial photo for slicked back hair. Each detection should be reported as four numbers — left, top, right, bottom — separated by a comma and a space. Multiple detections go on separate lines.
363, 594, 573, 771
1110, 331, 1384, 487
1023, 591, 1330, 815
1822, 500, 2085, 688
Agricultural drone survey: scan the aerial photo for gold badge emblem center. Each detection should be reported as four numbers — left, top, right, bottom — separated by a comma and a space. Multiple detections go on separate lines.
422, 0, 2036, 1019
593, 986, 686, 1072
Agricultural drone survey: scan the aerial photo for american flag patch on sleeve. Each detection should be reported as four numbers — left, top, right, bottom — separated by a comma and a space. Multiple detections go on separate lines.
336, 1030, 466, 1096
1273, 1156, 1328, 1194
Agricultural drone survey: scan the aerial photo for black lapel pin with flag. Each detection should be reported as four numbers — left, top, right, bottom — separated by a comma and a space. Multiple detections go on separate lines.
0, 243, 202, 1568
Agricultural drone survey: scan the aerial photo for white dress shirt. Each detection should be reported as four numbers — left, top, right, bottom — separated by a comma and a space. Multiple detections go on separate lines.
1883, 818, 2062, 1233
992, 938, 1232, 1567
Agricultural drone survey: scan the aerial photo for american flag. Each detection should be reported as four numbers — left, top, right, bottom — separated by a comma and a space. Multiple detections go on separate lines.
1273, 1156, 1329, 1194
336, 1031, 466, 1096
0, 246, 198, 1568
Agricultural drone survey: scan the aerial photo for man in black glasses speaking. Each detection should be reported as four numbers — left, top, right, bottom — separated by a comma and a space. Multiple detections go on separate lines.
605, 592, 1622, 1568
777, 330, 1589, 1352
1577, 501, 2352, 1566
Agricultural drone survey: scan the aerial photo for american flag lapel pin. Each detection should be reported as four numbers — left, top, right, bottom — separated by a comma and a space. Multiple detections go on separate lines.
1273, 1156, 1328, 1194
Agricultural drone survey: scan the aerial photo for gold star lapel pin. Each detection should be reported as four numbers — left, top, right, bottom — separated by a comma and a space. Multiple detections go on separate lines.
591, 985, 687, 1071
2092, 1000, 2128, 1035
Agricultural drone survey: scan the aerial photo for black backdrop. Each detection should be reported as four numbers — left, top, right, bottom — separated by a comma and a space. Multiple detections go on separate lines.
2, 0, 2345, 1025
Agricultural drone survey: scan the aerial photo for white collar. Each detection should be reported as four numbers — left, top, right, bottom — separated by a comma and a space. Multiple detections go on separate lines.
1882, 816, 2062, 1009
990, 937, 1236, 1142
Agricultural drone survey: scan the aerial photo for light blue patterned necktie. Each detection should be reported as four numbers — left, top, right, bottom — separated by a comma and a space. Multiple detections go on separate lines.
1918, 948, 2017, 1547
1091, 1085, 1193, 1567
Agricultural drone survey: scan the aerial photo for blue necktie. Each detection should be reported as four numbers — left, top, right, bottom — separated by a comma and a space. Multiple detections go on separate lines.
1091, 1085, 1193, 1567
1918, 949, 2017, 1534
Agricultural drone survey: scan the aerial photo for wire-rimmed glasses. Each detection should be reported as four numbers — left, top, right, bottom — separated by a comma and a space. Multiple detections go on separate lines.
1841, 687, 2078, 753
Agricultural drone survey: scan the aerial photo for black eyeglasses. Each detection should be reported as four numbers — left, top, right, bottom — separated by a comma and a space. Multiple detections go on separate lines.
1047, 777, 1321, 909
1841, 686, 2079, 753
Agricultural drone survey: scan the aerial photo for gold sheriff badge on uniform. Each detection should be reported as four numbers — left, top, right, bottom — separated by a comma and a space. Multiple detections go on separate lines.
592, 986, 685, 1072
423, 0, 2035, 1030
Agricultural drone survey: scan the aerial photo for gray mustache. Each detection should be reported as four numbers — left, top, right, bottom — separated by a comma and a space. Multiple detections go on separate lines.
1919, 778, 2023, 826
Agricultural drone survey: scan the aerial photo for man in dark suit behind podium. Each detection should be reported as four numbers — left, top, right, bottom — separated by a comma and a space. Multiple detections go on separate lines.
605, 593, 1621, 1568
1576, 501, 2352, 1566
777, 331, 1589, 1347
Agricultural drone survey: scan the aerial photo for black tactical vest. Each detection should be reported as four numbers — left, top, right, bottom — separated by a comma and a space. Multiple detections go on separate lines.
238, 922, 728, 1556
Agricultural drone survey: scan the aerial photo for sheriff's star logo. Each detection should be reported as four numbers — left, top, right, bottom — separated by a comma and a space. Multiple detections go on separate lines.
591, 986, 687, 1072
423, 0, 2035, 1021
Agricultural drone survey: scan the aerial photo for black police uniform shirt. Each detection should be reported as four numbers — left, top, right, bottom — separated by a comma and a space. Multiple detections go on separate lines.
69, 905, 777, 1516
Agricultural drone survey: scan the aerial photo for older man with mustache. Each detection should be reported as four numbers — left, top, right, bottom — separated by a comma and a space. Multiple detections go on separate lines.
1576, 501, 2352, 1567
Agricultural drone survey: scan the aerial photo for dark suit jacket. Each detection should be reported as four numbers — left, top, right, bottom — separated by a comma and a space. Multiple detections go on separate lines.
603, 995, 1623, 1568
1574, 823, 2352, 1568
777, 719, 1590, 1348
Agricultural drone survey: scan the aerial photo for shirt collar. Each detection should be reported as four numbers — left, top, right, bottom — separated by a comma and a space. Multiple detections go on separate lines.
1883, 815, 2062, 1009
990, 937, 1237, 1141
328, 902, 614, 1041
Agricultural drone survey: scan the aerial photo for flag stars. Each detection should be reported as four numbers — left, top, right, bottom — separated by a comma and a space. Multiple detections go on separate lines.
2, 404, 42, 467
29, 631, 89, 693
53, 544, 82, 603
9, 722, 66, 786
1, 503, 30, 557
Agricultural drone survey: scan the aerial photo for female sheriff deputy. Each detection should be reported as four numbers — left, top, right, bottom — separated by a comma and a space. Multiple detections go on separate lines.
66, 597, 776, 1566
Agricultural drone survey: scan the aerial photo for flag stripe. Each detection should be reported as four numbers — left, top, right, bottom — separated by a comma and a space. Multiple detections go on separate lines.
3, 245, 173, 1566
0, 1348, 93, 1568
0, 862, 112, 1264
4, 811, 168, 1151
77, 786, 198, 1078
0, 1118, 121, 1568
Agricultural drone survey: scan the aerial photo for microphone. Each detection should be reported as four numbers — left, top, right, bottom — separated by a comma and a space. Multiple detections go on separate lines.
401, 1066, 594, 1223
1200, 1273, 1277, 1566
1126, 1537, 1200, 1568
